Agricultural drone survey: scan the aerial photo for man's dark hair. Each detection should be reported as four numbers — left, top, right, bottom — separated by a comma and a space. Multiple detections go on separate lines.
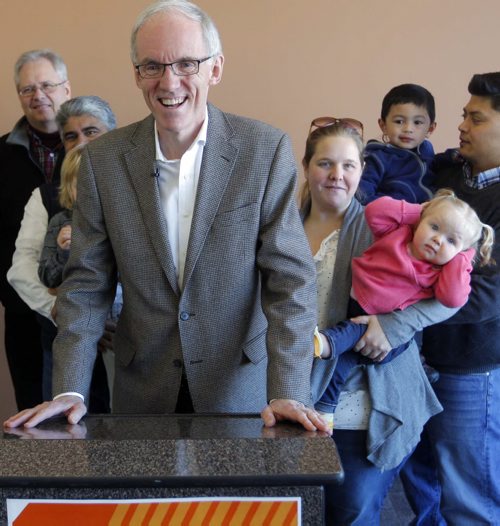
380, 83, 435, 123
468, 72, 500, 112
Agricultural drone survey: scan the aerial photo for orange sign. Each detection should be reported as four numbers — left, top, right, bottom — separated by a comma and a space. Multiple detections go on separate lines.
8, 497, 300, 525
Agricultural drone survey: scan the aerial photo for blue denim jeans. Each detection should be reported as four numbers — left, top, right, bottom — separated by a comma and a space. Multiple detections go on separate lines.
426, 369, 500, 525
399, 428, 446, 526
324, 430, 409, 526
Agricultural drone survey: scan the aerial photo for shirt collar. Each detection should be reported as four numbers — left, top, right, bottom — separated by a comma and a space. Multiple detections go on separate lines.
463, 159, 500, 189
154, 107, 208, 162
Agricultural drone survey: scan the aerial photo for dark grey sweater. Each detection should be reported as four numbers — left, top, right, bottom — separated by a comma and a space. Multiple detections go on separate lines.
423, 156, 500, 374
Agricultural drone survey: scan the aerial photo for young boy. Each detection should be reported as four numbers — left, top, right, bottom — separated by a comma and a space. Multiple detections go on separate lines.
359, 83, 437, 204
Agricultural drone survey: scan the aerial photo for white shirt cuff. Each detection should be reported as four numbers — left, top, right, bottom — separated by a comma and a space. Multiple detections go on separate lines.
53, 392, 85, 403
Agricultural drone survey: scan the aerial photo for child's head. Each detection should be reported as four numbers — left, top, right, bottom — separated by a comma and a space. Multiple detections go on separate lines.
411, 189, 494, 267
59, 145, 84, 210
378, 83, 436, 150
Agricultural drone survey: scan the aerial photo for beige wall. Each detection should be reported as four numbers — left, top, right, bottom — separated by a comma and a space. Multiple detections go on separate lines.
2, 1, 500, 159
1, 0, 499, 418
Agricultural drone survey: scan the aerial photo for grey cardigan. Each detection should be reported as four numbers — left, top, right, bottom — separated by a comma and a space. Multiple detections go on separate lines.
309, 198, 453, 470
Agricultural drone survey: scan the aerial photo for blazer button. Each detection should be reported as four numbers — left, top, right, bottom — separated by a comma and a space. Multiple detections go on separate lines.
180, 311, 190, 321
173, 359, 183, 368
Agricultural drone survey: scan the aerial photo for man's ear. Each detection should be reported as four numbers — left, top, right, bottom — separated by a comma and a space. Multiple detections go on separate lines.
426, 121, 437, 137
208, 55, 224, 86
64, 81, 72, 99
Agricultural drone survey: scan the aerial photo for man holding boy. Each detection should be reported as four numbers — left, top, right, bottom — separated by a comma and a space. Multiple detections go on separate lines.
417, 72, 500, 524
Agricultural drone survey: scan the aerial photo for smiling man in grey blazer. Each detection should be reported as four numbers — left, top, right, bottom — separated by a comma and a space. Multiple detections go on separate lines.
5, 0, 329, 433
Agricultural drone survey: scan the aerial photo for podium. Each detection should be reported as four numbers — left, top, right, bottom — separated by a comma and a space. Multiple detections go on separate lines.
1, 414, 343, 524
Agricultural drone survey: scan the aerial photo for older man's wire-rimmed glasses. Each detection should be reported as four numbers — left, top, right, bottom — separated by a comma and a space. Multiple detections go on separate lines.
18, 80, 67, 98
135, 57, 213, 79
309, 116, 364, 139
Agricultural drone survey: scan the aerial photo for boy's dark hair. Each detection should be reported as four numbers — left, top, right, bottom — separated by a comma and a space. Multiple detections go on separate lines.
380, 83, 435, 123
468, 72, 500, 112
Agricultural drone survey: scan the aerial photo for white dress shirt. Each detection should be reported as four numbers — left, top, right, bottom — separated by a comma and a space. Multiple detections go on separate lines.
154, 110, 208, 288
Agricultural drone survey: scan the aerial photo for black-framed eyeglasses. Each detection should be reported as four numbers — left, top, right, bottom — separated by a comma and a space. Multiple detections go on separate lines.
135, 57, 213, 79
18, 80, 67, 98
309, 116, 364, 139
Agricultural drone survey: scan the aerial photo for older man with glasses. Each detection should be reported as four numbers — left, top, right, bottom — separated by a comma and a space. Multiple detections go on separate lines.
5, 0, 330, 434
0, 49, 71, 410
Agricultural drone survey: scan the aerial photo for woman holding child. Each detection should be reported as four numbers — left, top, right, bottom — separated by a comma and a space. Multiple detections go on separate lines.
302, 117, 454, 525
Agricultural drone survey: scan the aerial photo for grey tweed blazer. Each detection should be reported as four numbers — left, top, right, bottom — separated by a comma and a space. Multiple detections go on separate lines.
52, 104, 317, 413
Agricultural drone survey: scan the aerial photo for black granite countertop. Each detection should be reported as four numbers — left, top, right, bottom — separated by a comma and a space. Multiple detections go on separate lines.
1, 414, 343, 488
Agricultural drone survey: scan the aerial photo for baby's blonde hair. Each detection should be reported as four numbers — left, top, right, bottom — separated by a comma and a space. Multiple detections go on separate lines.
58, 145, 83, 210
422, 188, 495, 266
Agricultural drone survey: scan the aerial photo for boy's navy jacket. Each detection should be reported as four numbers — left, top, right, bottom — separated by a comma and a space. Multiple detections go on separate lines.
359, 139, 435, 204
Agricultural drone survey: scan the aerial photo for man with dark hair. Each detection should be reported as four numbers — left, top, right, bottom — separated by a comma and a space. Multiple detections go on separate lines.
0, 49, 71, 410
405, 72, 500, 524
5, 0, 329, 434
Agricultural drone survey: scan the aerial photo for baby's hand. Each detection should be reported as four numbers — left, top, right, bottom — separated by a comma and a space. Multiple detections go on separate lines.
57, 224, 72, 250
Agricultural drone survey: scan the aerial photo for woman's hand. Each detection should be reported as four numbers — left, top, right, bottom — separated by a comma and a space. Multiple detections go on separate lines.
351, 315, 391, 362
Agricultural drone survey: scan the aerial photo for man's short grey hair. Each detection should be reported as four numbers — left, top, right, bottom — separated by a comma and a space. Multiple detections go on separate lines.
130, 0, 222, 64
14, 49, 68, 87
56, 96, 117, 135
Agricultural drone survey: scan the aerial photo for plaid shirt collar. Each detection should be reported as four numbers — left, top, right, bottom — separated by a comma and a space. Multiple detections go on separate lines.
450, 149, 500, 189
27, 125, 63, 183
463, 161, 500, 189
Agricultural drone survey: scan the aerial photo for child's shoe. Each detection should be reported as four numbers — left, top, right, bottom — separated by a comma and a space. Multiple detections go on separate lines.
317, 411, 334, 431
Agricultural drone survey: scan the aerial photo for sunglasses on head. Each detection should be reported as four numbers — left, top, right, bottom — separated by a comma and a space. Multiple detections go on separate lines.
309, 116, 364, 139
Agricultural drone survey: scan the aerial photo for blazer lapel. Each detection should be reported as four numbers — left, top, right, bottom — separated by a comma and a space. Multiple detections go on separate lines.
124, 116, 180, 296
183, 106, 238, 288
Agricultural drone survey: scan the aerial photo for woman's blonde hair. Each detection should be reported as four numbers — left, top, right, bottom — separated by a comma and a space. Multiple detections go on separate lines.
58, 145, 83, 210
423, 188, 495, 266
